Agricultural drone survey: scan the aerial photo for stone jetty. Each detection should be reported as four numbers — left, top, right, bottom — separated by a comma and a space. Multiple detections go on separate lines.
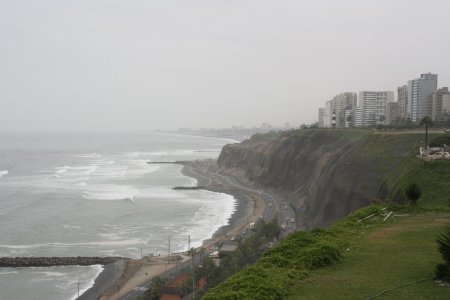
173, 186, 206, 190
0, 256, 128, 267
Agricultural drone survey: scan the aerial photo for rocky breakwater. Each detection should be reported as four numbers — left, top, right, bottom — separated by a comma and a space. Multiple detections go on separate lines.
217, 130, 422, 228
0, 256, 128, 267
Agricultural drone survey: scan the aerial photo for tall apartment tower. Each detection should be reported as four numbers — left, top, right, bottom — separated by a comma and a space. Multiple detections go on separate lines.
323, 100, 333, 128
331, 92, 357, 128
407, 73, 438, 121
397, 85, 408, 120
351, 106, 363, 127
387, 102, 399, 125
359, 91, 394, 126
431, 87, 450, 125
318, 108, 325, 128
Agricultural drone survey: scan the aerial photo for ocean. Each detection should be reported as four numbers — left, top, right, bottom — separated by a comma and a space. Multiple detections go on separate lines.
0, 131, 237, 300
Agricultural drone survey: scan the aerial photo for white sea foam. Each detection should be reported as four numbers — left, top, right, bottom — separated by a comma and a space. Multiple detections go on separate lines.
76, 153, 101, 158
70, 265, 103, 300
50, 165, 98, 182
183, 191, 237, 249
33, 271, 66, 278
177, 169, 198, 187
0, 170, 9, 178
135, 187, 186, 199
125, 150, 196, 157
82, 184, 139, 201
0, 270, 18, 275
63, 225, 81, 230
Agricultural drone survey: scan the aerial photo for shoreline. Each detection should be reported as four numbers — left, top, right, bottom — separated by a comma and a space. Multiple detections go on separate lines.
181, 161, 260, 245
84, 160, 265, 300
79, 260, 127, 300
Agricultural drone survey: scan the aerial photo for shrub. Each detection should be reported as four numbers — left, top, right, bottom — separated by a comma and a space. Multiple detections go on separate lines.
300, 243, 341, 269
404, 182, 421, 205
436, 224, 450, 281
429, 134, 450, 147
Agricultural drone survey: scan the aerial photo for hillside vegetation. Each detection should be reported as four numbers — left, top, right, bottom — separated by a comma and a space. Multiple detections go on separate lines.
205, 129, 450, 299
204, 205, 450, 299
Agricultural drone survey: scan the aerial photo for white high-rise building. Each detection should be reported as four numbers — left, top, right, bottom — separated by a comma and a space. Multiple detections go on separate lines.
318, 108, 325, 128
397, 85, 408, 121
323, 100, 333, 128
431, 87, 450, 124
359, 91, 394, 126
331, 92, 357, 128
407, 73, 438, 122
352, 106, 363, 127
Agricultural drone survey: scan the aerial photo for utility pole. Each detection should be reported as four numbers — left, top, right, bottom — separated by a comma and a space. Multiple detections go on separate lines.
168, 235, 171, 265
192, 247, 195, 300
77, 281, 80, 299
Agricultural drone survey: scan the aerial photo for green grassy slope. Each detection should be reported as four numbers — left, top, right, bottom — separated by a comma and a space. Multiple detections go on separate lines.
379, 132, 450, 208
288, 212, 450, 299
204, 206, 450, 300
385, 157, 450, 208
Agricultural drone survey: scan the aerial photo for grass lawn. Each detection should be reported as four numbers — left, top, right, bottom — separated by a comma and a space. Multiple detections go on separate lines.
287, 213, 450, 299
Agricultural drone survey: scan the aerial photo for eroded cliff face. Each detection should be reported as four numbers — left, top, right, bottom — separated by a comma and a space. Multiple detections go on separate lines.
217, 130, 422, 228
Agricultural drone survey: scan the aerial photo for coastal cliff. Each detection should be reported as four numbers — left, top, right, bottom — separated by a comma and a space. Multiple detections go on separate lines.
217, 129, 424, 228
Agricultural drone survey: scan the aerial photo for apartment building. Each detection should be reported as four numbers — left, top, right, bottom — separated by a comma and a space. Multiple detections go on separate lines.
359, 91, 394, 126
407, 73, 438, 122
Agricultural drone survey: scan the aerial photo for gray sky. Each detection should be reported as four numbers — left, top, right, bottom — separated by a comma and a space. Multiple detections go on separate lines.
1, 0, 449, 131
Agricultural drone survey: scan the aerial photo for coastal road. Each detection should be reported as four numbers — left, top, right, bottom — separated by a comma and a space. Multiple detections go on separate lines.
116, 161, 297, 299
118, 252, 204, 300
206, 168, 298, 236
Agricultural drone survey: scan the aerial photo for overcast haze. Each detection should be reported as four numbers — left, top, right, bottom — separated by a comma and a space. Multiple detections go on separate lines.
1, 0, 450, 131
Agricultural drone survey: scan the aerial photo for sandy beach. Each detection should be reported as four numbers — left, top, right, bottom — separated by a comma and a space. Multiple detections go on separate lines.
82, 159, 265, 300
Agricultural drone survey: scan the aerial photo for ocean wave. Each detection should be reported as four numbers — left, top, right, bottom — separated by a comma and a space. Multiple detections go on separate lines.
0, 270, 18, 275
76, 153, 102, 158
63, 225, 81, 230
70, 265, 103, 300
0, 239, 145, 249
0, 170, 9, 178
125, 150, 196, 157
32, 271, 66, 278
135, 187, 186, 199
182, 191, 237, 249
82, 184, 139, 201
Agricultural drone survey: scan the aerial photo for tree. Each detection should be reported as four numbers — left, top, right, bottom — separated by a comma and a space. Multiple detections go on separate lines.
143, 276, 166, 300
420, 116, 434, 148
435, 225, 450, 281
404, 182, 421, 206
